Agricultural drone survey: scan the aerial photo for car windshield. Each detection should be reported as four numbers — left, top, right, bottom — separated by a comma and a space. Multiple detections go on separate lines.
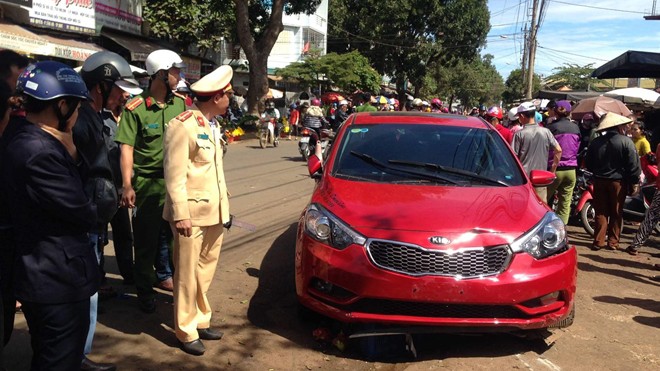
332, 123, 525, 186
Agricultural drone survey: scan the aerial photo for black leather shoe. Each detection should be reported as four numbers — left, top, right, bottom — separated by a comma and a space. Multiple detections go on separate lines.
180, 339, 205, 356
198, 327, 224, 340
81, 356, 117, 371
138, 297, 156, 313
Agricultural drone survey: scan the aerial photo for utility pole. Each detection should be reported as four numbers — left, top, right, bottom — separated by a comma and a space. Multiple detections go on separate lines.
525, 0, 540, 99
521, 23, 527, 90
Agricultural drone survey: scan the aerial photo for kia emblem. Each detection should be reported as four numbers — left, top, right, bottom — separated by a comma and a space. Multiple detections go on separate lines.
429, 236, 451, 245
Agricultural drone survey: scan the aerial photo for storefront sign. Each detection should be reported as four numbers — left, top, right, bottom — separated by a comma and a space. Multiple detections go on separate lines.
96, 0, 142, 34
51, 43, 99, 61
182, 56, 201, 80
29, 0, 96, 34
0, 24, 49, 55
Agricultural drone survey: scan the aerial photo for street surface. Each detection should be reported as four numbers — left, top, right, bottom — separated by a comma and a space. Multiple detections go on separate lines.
5, 138, 659, 370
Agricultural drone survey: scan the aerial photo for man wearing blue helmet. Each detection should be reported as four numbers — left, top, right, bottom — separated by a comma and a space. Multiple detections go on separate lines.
0, 61, 99, 370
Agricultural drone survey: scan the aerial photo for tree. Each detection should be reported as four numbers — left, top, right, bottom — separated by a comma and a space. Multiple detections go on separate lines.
234, 0, 322, 114
328, 0, 490, 102
144, 0, 234, 54
545, 63, 609, 91
503, 69, 541, 104
275, 51, 381, 93
425, 54, 504, 110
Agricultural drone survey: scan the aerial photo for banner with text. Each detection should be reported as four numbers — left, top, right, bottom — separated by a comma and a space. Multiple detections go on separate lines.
96, 0, 142, 34
29, 0, 95, 34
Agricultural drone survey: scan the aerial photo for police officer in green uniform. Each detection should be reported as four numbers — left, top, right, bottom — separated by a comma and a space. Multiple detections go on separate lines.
115, 49, 186, 313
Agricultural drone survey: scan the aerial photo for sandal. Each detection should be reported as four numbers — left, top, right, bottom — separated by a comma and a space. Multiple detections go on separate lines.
625, 246, 639, 255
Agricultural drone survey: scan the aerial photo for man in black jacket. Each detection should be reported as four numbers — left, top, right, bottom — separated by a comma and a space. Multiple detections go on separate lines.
0, 60, 98, 371
75, 51, 142, 371
586, 112, 641, 251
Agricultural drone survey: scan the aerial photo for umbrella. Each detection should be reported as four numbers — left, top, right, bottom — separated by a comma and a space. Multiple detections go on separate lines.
375, 95, 388, 105
592, 50, 660, 79
603, 87, 660, 108
571, 96, 632, 121
266, 88, 284, 99
321, 91, 345, 104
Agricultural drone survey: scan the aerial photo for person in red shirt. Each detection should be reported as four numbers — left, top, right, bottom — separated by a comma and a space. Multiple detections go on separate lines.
288, 103, 300, 140
486, 106, 512, 143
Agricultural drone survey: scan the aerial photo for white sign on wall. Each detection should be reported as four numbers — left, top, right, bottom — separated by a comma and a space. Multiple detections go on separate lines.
95, 0, 142, 34
29, 0, 96, 34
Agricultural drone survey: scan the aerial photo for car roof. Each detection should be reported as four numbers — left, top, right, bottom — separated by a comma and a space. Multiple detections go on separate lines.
348, 112, 491, 129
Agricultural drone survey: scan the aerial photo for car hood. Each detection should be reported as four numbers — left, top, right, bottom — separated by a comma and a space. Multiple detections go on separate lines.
313, 177, 549, 246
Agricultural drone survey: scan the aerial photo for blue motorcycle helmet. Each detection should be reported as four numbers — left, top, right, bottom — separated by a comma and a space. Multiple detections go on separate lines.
17, 61, 90, 130
17, 61, 90, 101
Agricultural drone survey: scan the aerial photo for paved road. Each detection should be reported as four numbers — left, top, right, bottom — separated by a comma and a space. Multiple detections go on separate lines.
6, 138, 659, 370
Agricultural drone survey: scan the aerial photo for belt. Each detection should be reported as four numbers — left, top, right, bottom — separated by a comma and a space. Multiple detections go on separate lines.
136, 171, 164, 179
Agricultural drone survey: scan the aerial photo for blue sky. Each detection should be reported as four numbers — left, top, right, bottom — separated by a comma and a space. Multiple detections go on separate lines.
483, 0, 660, 80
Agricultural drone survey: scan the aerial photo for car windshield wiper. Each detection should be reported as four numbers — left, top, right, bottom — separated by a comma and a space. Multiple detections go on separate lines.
388, 159, 509, 186
350, 151, 458, 184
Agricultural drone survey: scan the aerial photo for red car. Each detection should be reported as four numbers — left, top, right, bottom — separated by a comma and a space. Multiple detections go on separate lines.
295, 112, 577, 333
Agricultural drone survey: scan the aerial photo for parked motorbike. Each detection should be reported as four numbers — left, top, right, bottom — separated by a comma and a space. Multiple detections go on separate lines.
299, 127, 333, 160
259, 118, 279, 148
575, 170, 660, 236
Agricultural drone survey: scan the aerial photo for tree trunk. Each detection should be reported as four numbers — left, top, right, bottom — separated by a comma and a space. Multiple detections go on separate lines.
234, 0, 285, 115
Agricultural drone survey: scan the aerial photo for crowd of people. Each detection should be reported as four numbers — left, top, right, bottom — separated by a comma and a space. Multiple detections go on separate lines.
0, 48, 234, 370
0, 47, 658, 370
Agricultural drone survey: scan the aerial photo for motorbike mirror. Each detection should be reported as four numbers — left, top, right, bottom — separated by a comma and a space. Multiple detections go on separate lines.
308, 154, 322, 179
529, 170, 556, 187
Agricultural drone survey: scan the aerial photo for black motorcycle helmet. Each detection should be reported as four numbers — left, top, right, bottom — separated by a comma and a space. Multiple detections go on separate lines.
80, 51, 141, 107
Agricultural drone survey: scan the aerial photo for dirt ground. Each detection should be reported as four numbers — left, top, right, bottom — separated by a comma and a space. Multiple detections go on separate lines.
4, 139, 660, 370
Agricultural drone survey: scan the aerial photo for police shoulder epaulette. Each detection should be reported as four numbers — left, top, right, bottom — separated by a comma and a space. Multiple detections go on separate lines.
175, 110, 194, 122
125, 97, 144, 111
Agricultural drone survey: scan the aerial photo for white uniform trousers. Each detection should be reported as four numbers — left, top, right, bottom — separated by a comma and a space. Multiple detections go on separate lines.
172, 223, 223, 342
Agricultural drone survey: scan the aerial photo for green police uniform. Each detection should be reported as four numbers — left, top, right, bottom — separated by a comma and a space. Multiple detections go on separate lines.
115, 92, 186, 304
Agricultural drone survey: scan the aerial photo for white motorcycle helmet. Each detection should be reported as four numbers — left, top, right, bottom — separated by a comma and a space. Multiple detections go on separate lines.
145, 49, 186, 76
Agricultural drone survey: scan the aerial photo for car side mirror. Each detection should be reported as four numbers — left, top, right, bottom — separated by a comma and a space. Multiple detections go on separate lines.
308, 154, 322, 179
529, 170, 556, 187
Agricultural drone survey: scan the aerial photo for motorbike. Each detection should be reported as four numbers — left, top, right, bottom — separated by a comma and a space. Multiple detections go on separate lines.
574, 170, 660, 236
259, 118, 279, 148
299, 127, 333, 160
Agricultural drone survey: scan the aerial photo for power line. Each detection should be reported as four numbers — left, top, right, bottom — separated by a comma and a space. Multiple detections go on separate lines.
550, 0, 647, 14
537, 45, 610, 61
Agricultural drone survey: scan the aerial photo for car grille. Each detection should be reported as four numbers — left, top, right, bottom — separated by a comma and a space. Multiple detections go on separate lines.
367, 240, 511, 278
339, 298, 529, 319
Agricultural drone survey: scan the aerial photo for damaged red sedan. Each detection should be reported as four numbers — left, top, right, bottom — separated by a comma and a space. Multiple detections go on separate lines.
295, 112, 577, 334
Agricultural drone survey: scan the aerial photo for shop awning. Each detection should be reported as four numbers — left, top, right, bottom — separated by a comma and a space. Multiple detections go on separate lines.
592, 50, 660, 79
38, 34, 103, 62
0, 21, 49, 55
101, 30, 163, 62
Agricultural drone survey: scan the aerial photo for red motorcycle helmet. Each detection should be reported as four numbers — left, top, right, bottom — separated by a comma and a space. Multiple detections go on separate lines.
311, 98, 321, 107
431, 98, 442, 108
486, 106, 503, 120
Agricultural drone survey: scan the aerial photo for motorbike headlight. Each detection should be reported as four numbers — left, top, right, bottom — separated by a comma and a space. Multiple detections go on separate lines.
304, 204, 366, 250
510, 212, 567, 259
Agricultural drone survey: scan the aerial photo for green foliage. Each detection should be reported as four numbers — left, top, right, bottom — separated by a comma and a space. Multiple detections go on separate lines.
424, 54, 504, 108
275, 51, 381, 93
328, 0, 490, 95
546, 63, 608, 91
143, 0, 234, 53
503, 69, 541, 104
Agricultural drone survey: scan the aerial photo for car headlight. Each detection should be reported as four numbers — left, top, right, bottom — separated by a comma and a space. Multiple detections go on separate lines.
510, 212, 567, 259
304, 204, 366, 250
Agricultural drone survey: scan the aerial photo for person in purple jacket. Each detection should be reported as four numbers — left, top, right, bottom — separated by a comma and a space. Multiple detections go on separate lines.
546, 100, 581, 224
